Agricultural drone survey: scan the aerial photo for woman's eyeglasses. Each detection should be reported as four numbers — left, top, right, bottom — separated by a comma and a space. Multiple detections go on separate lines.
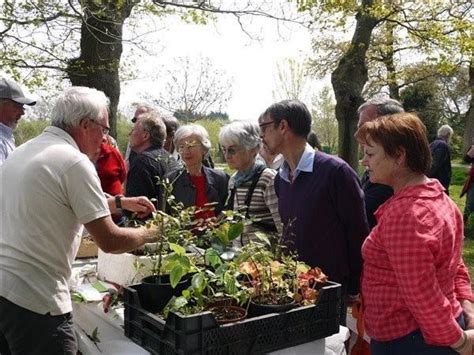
178, 141, 201, 151
221, 146, 242, 156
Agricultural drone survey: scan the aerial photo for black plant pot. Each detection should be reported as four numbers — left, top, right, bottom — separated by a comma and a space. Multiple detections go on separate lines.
139, 274, 191, 313
210, 305, 247, 325
248, 297, 296, 317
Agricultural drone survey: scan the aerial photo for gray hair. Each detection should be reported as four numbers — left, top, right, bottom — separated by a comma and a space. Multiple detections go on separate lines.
219, 120, 261, 150
437, 124, 453, 139
138, 111, 167, 148
134, 103, 154, 114
174, 124, 211, 153
162, 115, 180, 137
51, 86, 109, 129
357, 97, 404, 116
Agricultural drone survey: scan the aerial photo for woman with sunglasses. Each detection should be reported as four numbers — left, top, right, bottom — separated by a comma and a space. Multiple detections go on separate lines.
219, 121, 282, 245
166, 124, 229, 222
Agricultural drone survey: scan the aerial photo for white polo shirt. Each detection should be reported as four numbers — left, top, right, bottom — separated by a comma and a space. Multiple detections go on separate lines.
0, 126, 110, 315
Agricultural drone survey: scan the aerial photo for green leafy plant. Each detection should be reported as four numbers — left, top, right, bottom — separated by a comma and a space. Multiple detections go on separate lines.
162, 255, 250, 318
236, 226, 319, 306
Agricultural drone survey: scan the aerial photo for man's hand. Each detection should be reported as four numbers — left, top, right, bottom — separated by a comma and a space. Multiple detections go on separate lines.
121, 196, 156, 218
452, 329, 474, 355
462, 300, 474, 330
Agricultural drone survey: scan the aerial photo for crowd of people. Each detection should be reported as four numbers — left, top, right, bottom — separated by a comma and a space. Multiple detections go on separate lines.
1, 77, 474, 354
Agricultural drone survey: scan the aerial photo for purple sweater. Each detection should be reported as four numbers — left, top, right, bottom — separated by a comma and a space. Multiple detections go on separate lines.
275, 152, 369, 294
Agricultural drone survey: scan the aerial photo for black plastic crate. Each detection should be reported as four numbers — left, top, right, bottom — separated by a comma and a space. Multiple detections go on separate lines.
124, 281, 341, 354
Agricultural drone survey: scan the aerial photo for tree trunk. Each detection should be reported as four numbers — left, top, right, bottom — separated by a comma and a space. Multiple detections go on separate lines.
66, 1, 135, 138
331, 0, 378, 169
463, 59, 474, 153
383, 22, 399, 100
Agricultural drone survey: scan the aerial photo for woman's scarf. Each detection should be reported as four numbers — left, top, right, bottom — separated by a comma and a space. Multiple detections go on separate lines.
231, 159, 266, 188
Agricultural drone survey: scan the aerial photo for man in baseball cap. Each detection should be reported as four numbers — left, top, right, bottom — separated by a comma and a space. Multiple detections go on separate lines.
0, 77, 36, 165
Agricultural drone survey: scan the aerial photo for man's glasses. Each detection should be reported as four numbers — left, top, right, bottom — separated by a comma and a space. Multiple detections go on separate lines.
90, 120, 110, 135
221, 146, 242, 156
259, 120, 275, 132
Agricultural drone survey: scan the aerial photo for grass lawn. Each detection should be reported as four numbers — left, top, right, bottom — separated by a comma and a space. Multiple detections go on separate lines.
464, 239, 474, 282
450, 165, 474, 282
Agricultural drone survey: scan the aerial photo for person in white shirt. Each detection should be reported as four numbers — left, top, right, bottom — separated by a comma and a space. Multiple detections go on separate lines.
0, 86, 160, 354
0, 77, 36, 165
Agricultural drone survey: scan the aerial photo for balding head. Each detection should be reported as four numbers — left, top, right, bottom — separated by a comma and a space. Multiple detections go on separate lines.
357, 97, 404, 128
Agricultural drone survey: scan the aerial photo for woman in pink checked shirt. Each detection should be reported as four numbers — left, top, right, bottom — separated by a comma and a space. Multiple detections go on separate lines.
355, 112, 474, 355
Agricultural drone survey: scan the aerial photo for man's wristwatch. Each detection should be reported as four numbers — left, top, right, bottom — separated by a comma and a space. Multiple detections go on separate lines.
115, 195, 124, 210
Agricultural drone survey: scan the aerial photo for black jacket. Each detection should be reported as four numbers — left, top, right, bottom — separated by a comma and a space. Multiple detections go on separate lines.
361, 170, 393, 230
126, 146, 181, 210
429, 137, 451, 194
165, 166, 229, 215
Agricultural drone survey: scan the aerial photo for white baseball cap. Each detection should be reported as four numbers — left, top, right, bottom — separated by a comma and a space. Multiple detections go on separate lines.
0, 78, 36, 106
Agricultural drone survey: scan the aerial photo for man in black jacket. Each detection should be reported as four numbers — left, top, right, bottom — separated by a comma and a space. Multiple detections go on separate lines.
126, 111, 180, 211
429, 124, 453, 195
357, 97, 404, 229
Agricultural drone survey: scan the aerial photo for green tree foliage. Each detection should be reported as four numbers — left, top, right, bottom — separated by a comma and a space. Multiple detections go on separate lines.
192, 118, 228, 163
116, 115, 133, 155
173, 110, 230, 123
299, 0, 473, 167
400, 81, 441, 142
311, 86, 338, 153
14, 120, 50, 146
272, 57, 312, 102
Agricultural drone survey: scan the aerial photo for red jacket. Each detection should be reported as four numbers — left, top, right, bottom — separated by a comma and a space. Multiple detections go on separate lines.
96, 142, 127, 196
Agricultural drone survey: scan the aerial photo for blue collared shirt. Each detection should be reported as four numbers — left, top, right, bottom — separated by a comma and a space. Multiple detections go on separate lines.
0, 122, 15, 166
279, 144, 315, 183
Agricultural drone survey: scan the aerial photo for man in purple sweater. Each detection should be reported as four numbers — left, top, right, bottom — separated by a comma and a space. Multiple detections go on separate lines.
259, 100, 369, 324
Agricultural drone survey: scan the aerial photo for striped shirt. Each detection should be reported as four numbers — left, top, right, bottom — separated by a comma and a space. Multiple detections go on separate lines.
229, 168, 282, 245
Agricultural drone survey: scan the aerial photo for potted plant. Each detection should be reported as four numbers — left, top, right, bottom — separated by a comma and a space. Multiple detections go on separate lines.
235, 229, 327, 317
162, 244, 251, 324
137, 179, 199, 313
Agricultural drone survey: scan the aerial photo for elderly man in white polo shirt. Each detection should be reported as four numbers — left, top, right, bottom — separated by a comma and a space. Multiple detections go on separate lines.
0, 77, 37, 165
0, 86, 161, 354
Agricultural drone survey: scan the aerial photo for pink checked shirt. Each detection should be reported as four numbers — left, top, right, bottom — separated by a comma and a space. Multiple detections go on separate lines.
361, 179, 473, 346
